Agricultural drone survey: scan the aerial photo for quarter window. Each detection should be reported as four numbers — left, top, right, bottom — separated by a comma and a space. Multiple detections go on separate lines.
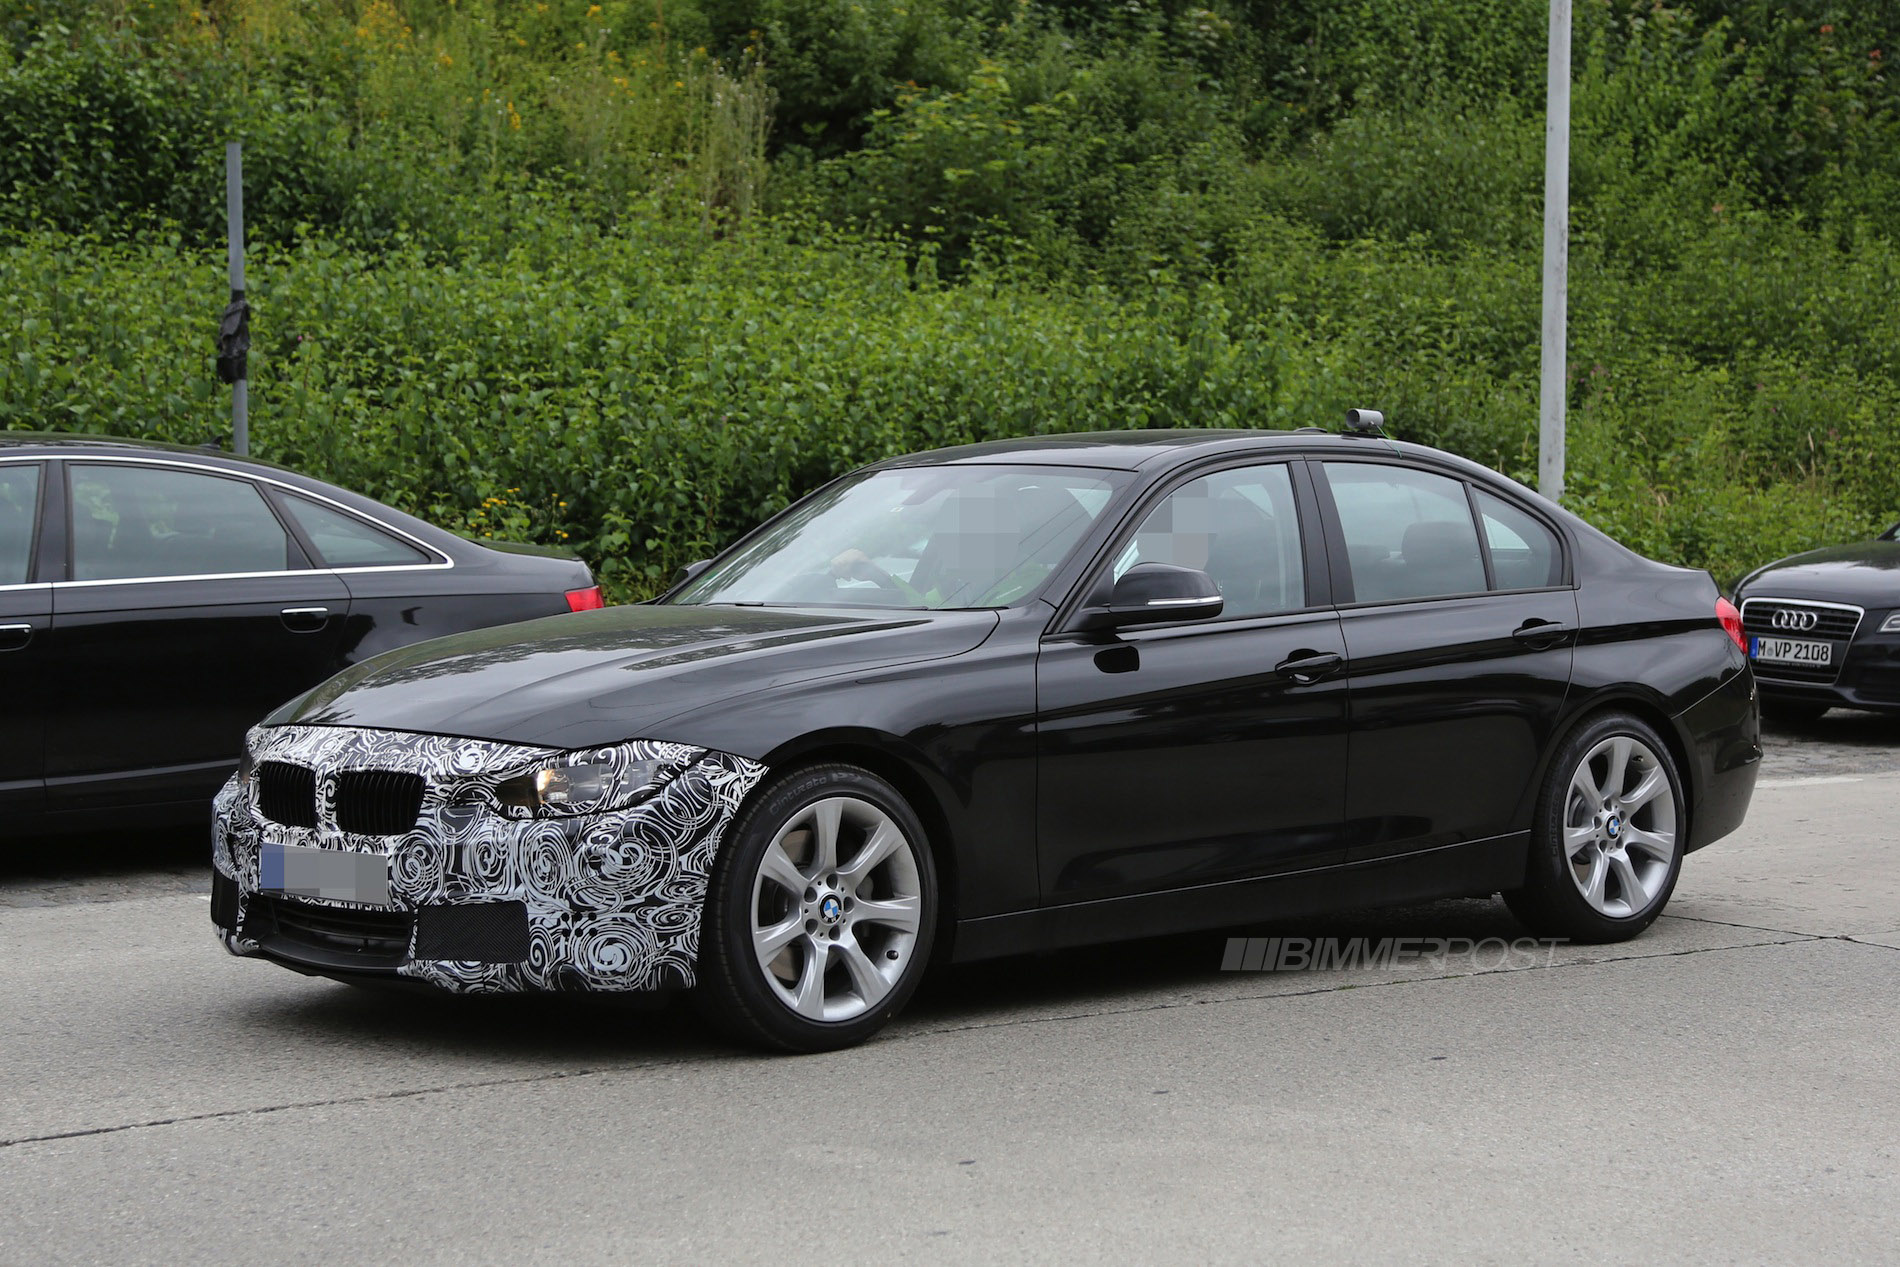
281, 495, 429, 568
1120, 464, 1306, 618
0, 465, 39, 586
69, 464, 293, 581
1476, 490, 1563, 589
1324, 462, 1485, 602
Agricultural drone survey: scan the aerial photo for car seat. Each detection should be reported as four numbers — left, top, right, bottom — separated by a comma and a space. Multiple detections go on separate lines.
1397, 520, 1486, 599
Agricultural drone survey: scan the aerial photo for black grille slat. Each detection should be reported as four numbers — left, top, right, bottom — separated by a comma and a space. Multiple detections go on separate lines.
246, 896, 415, 968
334, 769, 426, 836
1741, 599, 1862, 641
255, 762, 318, 829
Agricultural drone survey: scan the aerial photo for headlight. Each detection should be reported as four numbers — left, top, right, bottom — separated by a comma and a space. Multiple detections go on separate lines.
491, 743, 704, 818
236, 745, 256, 790
1881, 612, 1900, 634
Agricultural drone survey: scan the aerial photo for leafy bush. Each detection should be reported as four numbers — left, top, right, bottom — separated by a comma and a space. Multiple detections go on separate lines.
2, 0, 1899, 601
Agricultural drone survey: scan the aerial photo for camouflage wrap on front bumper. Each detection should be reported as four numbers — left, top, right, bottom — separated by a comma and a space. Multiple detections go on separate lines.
213, 724, 767, 993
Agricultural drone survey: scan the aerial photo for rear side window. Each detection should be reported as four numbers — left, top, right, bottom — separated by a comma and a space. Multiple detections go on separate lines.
1324, 462, 1485, 602
70, 463, 292, 581
0, 465, 39, 585
1476, 490, 1563, 589
281, 495, 430, 568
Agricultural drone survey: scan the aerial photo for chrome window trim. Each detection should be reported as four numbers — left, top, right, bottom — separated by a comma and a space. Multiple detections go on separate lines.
0, 581, 51, 596
5, 451, 456, 586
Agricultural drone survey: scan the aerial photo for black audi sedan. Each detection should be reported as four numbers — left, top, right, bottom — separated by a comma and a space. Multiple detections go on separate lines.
0, 433, 600, 835
1731, 523, 1900, 722
211, 427, 1760, 1051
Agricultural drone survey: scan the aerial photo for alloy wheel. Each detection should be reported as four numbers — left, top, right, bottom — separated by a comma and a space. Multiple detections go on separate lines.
748, 795, 924, 1023
1561, 735, 1679, 918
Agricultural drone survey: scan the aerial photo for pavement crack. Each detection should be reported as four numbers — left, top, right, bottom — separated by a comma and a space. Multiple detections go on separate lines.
1662, 912, 1831, 939
0, 1060, 695, 1151
0, 932, 1857, 1148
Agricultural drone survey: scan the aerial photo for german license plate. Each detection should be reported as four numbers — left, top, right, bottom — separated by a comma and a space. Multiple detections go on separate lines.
259, 843, 391, 905
1750, 636, 1832, 667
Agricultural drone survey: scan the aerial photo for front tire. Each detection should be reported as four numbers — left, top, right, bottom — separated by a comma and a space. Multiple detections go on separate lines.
695, 764, 937, 1052
1504, 712, 1685, 943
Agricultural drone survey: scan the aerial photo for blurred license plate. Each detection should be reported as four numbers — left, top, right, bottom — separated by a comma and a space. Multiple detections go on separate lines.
1750, 636, 1832, 667
259, 843, 390, 905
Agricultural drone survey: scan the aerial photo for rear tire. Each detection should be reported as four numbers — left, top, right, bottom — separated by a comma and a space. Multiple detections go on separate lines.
694, 764, 937, 1052
1504, 712, 1685, 944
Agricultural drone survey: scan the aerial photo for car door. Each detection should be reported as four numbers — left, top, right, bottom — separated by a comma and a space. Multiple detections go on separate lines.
46, 459, 350, 816
1311, 459, 1577, 862
1036, 459, 1350, 903
0, 460, 50, 822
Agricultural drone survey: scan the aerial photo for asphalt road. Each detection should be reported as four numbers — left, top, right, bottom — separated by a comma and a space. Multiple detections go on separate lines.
3, 715, 1897, 1264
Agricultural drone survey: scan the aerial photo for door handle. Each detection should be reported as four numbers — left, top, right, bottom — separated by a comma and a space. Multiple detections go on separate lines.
0, 623, 32, 652
1275, 649, 1344, 685
280, 606, 332, 634
1511, 618, 1575, 649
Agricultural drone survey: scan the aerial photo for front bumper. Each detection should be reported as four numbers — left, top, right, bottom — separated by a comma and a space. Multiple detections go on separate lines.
1743, 597, 1900, 712
1753, 643, 1900, 713
212, 725, 767, 994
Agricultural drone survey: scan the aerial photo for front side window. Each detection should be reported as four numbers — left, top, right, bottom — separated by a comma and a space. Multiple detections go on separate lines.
673, 464, 1130, 610
0, 465, 40, 586
1324, 462, 1485, 602
1117, 464, 1307, 618
70, 464, 292, 582
282, 494, 430, 568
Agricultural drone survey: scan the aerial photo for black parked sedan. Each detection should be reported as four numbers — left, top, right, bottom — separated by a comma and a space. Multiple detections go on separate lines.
1731, 523, 1900, 722
212, 427, 1760, 1051
0, 433, 600, 835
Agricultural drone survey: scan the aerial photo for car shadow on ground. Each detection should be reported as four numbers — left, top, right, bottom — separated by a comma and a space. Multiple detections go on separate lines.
1, 826, 209, 902
1764, 708, 1900, 740
220, 896, 1538, 1060
909, 896, 1532, 1026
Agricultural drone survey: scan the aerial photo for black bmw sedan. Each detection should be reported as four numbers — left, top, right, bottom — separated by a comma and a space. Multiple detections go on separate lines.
0, 433, 600, 835
211, 428, 1760, 1051
1731, 523, 1900, 723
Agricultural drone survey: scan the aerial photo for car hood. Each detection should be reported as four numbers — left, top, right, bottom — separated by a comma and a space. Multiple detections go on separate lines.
1737, 541, 1900, 606
274, 603, 1001, 751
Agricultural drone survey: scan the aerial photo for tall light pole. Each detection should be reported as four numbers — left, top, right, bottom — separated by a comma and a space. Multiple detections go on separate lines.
218, 141, 251, 456
1539, 0, 1570, 501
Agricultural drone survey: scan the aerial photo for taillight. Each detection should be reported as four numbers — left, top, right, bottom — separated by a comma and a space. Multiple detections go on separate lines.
565, 586, 605, 612
1716, 597, 1745, 651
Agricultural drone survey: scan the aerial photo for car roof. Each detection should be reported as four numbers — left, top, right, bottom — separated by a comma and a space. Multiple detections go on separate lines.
868, 427, 1493, 474
0, 429, 478, 553
0, 429, 303, 476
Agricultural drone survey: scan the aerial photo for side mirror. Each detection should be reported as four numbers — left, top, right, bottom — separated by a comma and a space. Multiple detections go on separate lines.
1079, 563, 1223, 630
672, 559, 713, 587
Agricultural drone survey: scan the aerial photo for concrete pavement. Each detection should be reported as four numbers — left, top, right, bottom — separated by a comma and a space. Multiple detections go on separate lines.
2, 761, 1896, 1263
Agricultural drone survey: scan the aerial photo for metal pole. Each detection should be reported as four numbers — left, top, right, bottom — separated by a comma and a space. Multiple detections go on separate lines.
226, 140, 248, 456
1538, 0, 1570, 501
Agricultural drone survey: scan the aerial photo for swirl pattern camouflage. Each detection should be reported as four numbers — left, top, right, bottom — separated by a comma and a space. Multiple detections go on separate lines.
213, 725, 767, 993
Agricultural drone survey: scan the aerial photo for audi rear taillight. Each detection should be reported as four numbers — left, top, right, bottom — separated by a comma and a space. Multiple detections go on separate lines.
565, 586, 605, 612
1716, 597, 1745, 651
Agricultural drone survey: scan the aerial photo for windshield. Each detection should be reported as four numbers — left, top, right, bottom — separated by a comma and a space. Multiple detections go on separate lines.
672, 464, 1130, 610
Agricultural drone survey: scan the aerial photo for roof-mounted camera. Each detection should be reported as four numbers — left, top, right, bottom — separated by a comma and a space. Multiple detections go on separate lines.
1343, 408, 1385, 436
